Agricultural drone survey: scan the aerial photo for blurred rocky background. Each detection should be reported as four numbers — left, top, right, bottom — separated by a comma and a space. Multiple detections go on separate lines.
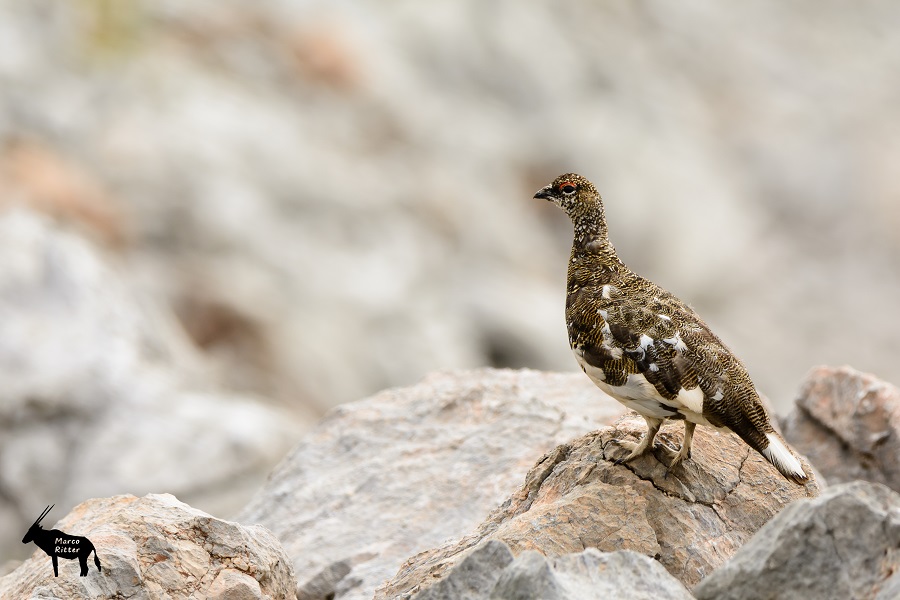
1, 0, 899, 568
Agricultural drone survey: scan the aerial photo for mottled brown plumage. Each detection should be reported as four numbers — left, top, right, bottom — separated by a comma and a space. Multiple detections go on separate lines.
536, 173, 807, 484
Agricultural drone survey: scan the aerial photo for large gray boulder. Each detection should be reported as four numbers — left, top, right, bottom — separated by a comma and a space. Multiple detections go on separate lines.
782, 366, 900, 492
693, 481, 900, 600
238, 368, 627, 600
378, 413, 818, 598
413, 541, 694, 600
0, 493, 296, 599
0, 210, 301, 564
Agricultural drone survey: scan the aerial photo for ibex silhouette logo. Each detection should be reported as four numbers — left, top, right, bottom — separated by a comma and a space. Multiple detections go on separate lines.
21, 505, 101, 577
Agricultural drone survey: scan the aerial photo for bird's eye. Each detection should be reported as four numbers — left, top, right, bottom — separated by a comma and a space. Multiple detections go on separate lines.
559, 183, 577, 195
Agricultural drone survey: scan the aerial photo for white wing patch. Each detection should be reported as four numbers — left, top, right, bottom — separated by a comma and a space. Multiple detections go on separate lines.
663, 332, 688, 352
675, 386, 704, 414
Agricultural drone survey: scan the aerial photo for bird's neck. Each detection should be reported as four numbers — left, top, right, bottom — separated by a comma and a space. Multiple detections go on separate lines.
570, 206, 622, 271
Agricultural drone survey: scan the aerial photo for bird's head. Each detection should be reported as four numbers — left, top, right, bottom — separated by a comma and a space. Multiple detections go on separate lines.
533, 173, 602, 220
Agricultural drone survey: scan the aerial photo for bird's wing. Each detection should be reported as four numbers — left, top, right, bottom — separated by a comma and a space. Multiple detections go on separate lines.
567, 277, 733, 413
573, 299, 700, 401
584, 284, 776, 439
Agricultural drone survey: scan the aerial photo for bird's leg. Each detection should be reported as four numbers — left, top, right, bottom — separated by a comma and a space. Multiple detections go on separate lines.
654, 431, 680, 453
664, 421, 696, 477
614, 416, 663, 464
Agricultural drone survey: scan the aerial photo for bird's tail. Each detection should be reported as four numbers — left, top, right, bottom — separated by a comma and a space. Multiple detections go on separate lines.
760, 432, 808, 484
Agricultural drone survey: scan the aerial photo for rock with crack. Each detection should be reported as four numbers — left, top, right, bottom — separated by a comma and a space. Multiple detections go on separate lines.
238, 368, 627, 600
693, 480, 900, 600
0, 493, 296, 599
413, 540, 694, 600
782, 365, 900, 492
376, 413, 818, 598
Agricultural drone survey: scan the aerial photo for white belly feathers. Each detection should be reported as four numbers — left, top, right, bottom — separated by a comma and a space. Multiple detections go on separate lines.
574, 348, 715, 427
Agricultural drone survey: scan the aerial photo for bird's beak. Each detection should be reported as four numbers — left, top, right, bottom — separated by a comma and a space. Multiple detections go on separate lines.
534, 186, 553, 200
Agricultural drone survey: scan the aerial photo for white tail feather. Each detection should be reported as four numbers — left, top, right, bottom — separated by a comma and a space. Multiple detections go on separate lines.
762, 433, 807, 483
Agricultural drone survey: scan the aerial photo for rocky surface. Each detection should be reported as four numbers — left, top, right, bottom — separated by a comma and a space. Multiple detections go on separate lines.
693, 481, 900, 600
377, 413, 818, 598
0, 493, 296, 599
782, 366, 900, 492
413, 541, 693, 600
238, 368, 627, 600
0, 210, 301, 564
